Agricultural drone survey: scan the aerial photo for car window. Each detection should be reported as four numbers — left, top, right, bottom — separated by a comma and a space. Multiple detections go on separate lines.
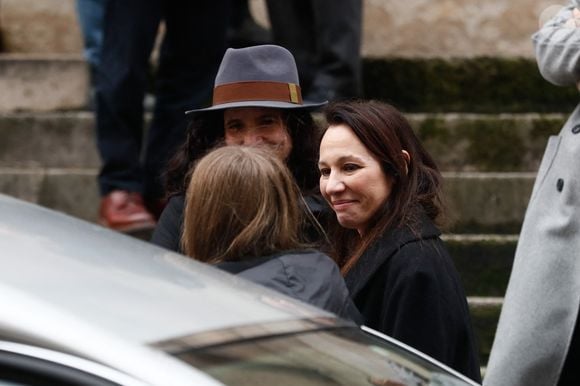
0, 363, 108, 386
0, 361, 118, 386
172, 327, 474, 386
0, 381, 22, 386
0, 346, 139, 386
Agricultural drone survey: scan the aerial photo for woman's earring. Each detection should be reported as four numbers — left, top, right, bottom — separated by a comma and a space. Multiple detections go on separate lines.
402, 150, 410, 176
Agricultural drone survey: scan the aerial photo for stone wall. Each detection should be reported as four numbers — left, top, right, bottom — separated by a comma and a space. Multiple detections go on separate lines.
250, 0, 567, 58
0, 0, 83, 53
0, 0, 569, 58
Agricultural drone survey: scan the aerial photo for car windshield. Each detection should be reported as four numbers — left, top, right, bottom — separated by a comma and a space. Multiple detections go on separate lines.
167, 327, 473, 386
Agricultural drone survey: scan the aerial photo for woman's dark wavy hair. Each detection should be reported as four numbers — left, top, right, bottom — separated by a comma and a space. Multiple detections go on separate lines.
322, 100, 445, 274
164, 108, 321, 197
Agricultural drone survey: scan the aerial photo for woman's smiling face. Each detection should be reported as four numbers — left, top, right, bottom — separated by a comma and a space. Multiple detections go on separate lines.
318, 124, 393, 235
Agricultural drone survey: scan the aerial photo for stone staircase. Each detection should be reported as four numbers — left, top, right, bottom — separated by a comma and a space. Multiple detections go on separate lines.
1, 0, 576, 373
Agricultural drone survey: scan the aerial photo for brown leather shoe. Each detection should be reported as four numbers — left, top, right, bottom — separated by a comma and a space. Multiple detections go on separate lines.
99, 190, 156, 233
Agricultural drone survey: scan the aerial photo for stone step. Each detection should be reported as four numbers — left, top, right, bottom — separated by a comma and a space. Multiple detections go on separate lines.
363, 57, 578, 113
443, 172, 534, 234
0, 0, 82, 54
444, 234, 517, 296
468, 296, 502, 366
0, 54, 89, 112
0, 168, 98, 221
410, 113, 564, 172
0, 112, 562, 172
0, 53, 574, 113
0, 112, 97, 168
0, 168, 533, 233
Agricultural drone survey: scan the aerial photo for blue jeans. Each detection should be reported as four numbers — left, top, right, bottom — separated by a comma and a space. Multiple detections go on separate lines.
75, 0, 108, 73
95, 0, 230, 201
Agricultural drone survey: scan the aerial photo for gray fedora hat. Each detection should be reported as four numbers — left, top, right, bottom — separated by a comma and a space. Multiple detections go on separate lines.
185, 45, 327, 114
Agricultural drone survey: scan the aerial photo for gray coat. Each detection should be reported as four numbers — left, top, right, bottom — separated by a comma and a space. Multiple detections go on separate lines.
484, 3, 580, 385
217, 249, 362, 323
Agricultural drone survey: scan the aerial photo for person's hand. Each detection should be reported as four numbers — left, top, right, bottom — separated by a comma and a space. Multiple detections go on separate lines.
564, 8, 580, 28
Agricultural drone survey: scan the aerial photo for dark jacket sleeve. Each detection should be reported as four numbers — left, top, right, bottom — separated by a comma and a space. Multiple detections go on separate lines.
301, 254, 362, 324
380, 240, 481, 382
150, 195, 184, 253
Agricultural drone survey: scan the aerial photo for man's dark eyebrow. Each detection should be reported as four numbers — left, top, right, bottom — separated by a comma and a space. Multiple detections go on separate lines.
258, 113, 279, 119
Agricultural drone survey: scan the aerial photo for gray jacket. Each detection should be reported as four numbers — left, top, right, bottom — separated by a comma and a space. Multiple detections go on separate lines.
484, 3, 580, 385
217, 249, 362, 323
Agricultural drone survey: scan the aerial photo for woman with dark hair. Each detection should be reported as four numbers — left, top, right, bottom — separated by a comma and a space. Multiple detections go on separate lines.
182, 145, 360, 321
317, 100, 481, 381
152, 45, 328, 252
164, 107, 320, 198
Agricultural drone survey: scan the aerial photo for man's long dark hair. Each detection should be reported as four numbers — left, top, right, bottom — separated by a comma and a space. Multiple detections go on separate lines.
164, 108, 321, 197
322, 100, 445, 274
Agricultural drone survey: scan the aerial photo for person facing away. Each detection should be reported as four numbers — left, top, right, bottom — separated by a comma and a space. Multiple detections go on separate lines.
151, 44, 329, 252
317, 100, 481, 382
181, 145, 360, 322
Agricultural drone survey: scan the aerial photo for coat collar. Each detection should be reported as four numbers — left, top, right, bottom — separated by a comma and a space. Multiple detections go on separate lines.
216, 249, 315, 274
344, 210, 441, 297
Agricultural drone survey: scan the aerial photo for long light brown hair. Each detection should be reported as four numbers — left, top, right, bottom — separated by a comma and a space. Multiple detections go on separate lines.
182, 145, 305, 263
322, 100, 445, 275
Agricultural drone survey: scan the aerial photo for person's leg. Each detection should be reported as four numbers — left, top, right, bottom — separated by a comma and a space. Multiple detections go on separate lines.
228, 0, 271, 47
142, 0, 230, 206
308, 0, 363, 101
265, 0, 316, 95
75, 0, 108, 78
95, 0, 161, 196
95, 0, 161, 231
266, 0, 362, 101
229, 0, 248, 32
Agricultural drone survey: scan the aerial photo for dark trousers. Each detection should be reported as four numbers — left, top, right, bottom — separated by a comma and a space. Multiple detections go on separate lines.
265, 0, 362, 101
95, 0, 229, 201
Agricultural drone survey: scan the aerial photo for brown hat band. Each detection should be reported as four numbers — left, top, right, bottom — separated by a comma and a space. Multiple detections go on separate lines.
213, 81, 303, 105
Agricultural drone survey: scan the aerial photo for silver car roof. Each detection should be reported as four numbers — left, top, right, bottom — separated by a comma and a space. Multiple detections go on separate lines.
0, 194, 335, 385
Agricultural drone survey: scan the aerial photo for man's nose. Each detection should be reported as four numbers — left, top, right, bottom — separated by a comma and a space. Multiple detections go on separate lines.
241, 129, 265, 145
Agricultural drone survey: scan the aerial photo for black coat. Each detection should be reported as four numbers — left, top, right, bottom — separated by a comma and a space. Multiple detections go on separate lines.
345, 212, 481, 382
217, 249, 362, 323
151, 194, 185, 253
151, 194, 331, 253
